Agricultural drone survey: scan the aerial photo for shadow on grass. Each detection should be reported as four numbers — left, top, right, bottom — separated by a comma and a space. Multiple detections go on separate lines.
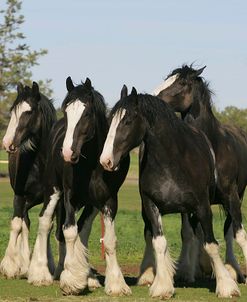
93, 269, 216, 293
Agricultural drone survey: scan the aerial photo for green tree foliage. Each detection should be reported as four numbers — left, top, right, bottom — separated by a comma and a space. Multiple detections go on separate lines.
0, 0, 52, 140
214, 106, 247, 132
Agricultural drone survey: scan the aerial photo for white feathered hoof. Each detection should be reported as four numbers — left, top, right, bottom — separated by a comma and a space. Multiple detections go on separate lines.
88, 269, 101, 289
0, 255, 20, 279
149, 278, 174, 299
60, 269, 88, 295
137, 267, 155, 286
27, 265, 53, 286
105, 275, 132, 296
88, 276, 101, 289
216, 277, 240, 298
224, 264, 238, 282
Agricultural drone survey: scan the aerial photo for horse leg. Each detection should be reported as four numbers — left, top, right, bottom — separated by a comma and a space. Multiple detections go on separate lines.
28, 187, 61, 286
229, 189, 247, 283
17, 208, 31, 278
54, 199, 66, 280
78, 205, 101, 289
0, 195, 25, 278
102, 199, 131, 296
138, 206, 155, 286
142, 196, 175, 299
176, 213, 201, 283
224, 214, 245, 283
59, 188, 89, 295
197, 202, 240, 297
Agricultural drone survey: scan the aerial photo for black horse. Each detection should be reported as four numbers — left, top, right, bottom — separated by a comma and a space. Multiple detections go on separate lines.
28, 78, 131, 296
1, 82, 56, 278
154, 65, 247, 283
100, 88, 240, 298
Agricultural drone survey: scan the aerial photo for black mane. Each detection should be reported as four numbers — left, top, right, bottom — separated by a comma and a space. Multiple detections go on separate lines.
39, 94, 57, 140
10, 86, 31, 112
112, 93, 185, 129
168, 64, 214, 109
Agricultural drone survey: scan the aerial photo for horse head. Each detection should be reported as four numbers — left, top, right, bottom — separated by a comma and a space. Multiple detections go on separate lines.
61, 77, 98, 164
153, 65, 206, 114
2, 82, 43, 153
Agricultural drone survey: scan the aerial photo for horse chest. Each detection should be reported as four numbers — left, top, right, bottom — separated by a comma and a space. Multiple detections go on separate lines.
140, 175, 197, 214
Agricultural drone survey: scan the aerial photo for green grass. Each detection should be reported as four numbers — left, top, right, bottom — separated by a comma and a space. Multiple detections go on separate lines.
0, 149, 8, 175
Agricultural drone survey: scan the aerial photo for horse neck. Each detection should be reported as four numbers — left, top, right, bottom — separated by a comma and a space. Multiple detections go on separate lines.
143, 115, 180, 162
186, 86, 220, 146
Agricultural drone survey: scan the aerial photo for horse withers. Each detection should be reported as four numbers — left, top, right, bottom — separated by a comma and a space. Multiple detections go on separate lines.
28, 78, 131, 296
1, 82, 56, 278
100, 87, 240, 298
154, 65, 247, 283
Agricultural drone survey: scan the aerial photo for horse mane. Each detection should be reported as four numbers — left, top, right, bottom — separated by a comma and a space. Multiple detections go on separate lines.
10, 86, 31, 112
112, 93, 185, 130
39, 94, 57, 140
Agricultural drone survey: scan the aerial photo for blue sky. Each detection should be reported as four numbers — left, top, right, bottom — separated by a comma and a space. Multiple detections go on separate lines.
19, 0, 247, 109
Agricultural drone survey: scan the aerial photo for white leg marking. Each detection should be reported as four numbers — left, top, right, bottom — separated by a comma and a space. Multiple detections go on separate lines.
235, 226, 247, 281
0, 217, 23, 278
28, 188, 60, 286
18, 220, 31, 277
204, 243, 240, 297
149, 235, 175, 299
104, 216, 131, 296
78, 208, 101, 289
2, 102, 31, 151
152, 73, 180, 96
100, 109, 126, 170
138, 230, 155, 286
62, 100, 86, 162
60, 225, 89, 295
225, 225, 244, 282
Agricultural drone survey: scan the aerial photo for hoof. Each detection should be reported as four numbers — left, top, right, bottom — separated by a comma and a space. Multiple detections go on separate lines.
28, 266, 53, 286
216, 277, 240, 298
138, 267, 155, 286
105, 280, 132, 296
60, 269, 87, 295
0, 255, 20, 279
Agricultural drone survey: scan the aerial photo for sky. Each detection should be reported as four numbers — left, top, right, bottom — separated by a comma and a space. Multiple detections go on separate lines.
17, 0, 247, 109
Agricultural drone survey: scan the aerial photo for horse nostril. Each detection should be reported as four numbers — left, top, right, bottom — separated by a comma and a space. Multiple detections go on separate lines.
71, 153, 79, 164
9, 144, 16, 153
106, 159, 113, 169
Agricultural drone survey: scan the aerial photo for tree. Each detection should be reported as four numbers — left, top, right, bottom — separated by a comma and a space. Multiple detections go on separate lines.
214, 106, 247, 132
0, 0, 52, 139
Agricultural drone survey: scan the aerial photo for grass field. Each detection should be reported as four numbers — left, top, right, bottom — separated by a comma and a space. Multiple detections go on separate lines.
0, 149, 8, 175
0, 152, 247, 301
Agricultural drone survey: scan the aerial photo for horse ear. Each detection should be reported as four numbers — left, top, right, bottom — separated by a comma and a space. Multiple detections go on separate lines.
84, 77, 92, 90
31, 82, 41, 101
193, 66, 206, 77
66, 76, 74, 92
131, 87, 138, 96
17, 82, 24, 95
120, 85, 128, 99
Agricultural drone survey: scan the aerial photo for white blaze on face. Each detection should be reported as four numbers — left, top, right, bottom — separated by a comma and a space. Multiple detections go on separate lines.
2, 101, 31, 151
100, 109, 126, 170
62, 100, 86, 162
152, 73, 180, 96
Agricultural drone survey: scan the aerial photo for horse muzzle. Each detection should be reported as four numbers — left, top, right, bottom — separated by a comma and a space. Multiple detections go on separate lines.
61, 147, 79, 164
